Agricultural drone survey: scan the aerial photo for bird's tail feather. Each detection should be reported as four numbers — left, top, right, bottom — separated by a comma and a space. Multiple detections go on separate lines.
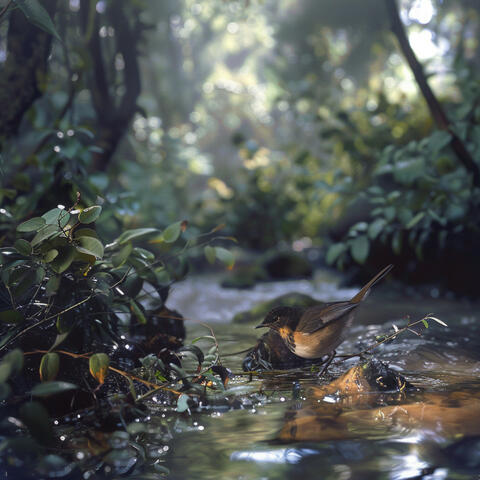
350, 264, 393, 304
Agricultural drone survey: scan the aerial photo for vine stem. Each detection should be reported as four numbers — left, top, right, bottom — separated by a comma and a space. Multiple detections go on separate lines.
23, 349, 182, 396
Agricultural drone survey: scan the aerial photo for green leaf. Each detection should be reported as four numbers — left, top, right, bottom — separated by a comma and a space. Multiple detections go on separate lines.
49, 246, 76, 273
14, 239, 32, 256
0, 310, 24, 325
350, 235, 369, 264
45, 275, 61, 296
17, 217, 46, 233
406, 212, 425, 229
367, 218, 386, 240
204, 246, 216, 264
18, 401, 54, 445
14, 0, 61, 41
74, 228, 98, 239
0, 349, 23, 382
392, 230, 402, 255
425, 315, 447, 327
31, 381, 77, 397
56, 315, 72, 334
326, 243, 346, 265
421, 319, 429, 329
89, 353, 109, 384
132, 247, 155, 262
117, 228, 160, 245
78, 206, 102, 224
383, 206, 396, 222
160, 221, 182, 243
130, 300, 147, 325
176, 393, 190, 413
42, 208, 70, 228
12, 269, 37, 298
112, 243, 133, 268
31, 224, 59, 247
178, 345, 204, 365
0, 382, 11, 401
427, 209, 446, 226
215, 247, 235, 269
50, 331, 70, 351
44, 249, 59, 262
39, 353, 59, 382
76, 236, 104, 259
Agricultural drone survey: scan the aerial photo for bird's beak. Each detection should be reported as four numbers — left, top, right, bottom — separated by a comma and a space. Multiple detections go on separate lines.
255, 323, 268, 329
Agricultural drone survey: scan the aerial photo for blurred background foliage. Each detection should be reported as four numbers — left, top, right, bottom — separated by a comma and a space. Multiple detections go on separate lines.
1, 0, 480, 293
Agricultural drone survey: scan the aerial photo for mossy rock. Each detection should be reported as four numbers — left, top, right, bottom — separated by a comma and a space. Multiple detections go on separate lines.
232, 292, 318, 324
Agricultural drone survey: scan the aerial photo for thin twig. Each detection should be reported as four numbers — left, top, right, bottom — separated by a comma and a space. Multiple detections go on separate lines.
0, 0, 12, 21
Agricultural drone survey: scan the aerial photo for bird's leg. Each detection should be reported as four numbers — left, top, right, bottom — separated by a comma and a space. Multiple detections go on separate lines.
318, 350, 336, 376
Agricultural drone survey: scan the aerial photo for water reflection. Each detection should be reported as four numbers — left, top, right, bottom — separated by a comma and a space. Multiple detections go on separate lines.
161, 271, 480, 479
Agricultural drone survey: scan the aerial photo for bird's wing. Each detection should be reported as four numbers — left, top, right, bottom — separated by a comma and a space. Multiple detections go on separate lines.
296, 301, 359, 334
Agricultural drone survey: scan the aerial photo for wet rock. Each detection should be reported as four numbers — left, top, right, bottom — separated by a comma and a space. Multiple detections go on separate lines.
310, 359, 415, 400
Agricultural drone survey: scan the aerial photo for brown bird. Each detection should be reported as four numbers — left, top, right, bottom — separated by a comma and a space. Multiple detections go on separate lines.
255, 264, 393, 373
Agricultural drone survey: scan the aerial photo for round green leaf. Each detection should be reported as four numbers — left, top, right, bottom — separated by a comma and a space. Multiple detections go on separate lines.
39, 353, 59, 382
31, 224, 59, 247
112, 243, 133, 268
215, 247, 235, 269
204, 246, 216, 264
326, 243, 346, 265
50, 247, 76, 273
44, 249, 59, 263
45, 275, 61, 296
14, 239, 32, 256
176, 393, 190, 413
367, 218, 387, 240
17, 217, 46, 233
18, 401, 54, 445
76, 236, 104, 259
42, 208, 70, 227
161, 221, 182, 243
89, 353, 110, 384
0, 348, 23, 382
350, 235, 370, 264
78, 206, 102, 224
74, 228, 98, 239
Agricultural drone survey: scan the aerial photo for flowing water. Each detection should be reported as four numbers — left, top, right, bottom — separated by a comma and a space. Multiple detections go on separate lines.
157, 270, 480, 480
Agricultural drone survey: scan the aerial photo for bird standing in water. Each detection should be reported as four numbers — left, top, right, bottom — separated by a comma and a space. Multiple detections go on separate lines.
255, 264, 393, 374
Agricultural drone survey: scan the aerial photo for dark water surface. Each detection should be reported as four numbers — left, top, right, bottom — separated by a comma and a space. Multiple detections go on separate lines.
160, 271, 480, 480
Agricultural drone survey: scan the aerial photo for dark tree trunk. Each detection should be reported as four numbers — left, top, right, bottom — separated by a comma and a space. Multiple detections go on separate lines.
0, 0, 58, 139
80, 0, 141, 172
385, 0, 480, 187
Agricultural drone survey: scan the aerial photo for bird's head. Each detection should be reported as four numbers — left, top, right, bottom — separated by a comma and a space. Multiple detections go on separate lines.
255, 306, 301, 331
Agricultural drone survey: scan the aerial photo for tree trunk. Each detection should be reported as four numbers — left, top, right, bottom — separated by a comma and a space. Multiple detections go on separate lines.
385, 0, 480, 187
0, 0, 58, 139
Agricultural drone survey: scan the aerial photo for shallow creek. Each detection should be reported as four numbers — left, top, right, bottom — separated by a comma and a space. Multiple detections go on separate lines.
153, 270, 480, 480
